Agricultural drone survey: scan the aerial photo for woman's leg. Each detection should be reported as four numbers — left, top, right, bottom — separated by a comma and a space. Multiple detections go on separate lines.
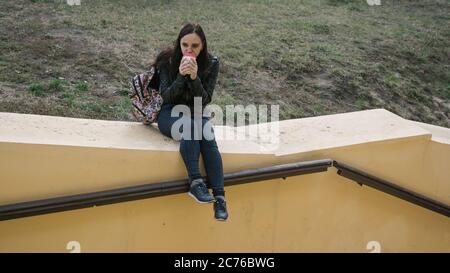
200, 117, 228, 220
157, 104, 202, 182
179, 138, 202, 182
200, 117, 225, 197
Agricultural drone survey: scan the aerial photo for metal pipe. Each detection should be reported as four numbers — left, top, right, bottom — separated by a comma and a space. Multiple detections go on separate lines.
0, 159, 333, 221
333, 161, 450, 218
3, 158, 447, 221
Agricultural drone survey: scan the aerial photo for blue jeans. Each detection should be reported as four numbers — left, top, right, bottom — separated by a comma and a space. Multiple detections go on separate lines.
156, 104, 225, 197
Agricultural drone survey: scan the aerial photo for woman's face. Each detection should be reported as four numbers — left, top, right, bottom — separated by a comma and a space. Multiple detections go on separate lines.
180, 33, 203, 58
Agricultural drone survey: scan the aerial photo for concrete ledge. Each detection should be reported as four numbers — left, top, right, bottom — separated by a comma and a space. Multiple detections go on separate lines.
0, 109, 433, 156
0, 112, 267, 154
409, 120, 450, 144
272, 109, 431, 155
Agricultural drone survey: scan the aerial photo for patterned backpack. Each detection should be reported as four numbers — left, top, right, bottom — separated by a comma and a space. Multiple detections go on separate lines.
129, 66, 163, 124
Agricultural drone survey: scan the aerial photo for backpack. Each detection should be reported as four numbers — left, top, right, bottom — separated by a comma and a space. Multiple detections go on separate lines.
129, 66, 163, 124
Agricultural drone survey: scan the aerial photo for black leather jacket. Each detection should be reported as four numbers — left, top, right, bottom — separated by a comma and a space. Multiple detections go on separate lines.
158, 56, 219, 108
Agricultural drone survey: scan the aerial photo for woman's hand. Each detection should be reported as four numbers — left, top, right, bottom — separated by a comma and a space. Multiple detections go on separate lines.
179, 57, 198, 80
179, 57, 189, 76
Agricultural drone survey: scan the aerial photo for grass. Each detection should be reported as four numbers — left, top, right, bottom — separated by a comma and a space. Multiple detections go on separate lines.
75, 81, 88, 92
29, 83, 46, 97
0, 0, 449, 127
48, 79, 65, 92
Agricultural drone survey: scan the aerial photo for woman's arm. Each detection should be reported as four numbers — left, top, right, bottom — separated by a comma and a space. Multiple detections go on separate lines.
187, 56, 219, 106
158, 64, 186, 104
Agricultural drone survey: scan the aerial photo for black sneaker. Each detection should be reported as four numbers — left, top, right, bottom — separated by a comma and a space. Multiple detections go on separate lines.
213, 197, 228, 221
188, 179, 215, 204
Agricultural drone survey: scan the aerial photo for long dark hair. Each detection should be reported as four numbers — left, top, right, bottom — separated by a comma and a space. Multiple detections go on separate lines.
152, 23, 212, 81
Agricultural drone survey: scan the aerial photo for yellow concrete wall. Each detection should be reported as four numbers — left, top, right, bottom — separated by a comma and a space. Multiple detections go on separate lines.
0, 109, 449, 252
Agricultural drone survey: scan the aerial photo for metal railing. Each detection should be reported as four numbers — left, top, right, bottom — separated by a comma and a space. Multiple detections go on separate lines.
333, 161, 450, 217
0, 158, 449, 221
0, 159, 332, 221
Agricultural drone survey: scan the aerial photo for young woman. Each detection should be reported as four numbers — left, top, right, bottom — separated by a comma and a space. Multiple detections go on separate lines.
152, 23, 228, 221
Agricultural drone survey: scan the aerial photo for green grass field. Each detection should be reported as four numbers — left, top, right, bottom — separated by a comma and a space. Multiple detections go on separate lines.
0, 0, 449, 127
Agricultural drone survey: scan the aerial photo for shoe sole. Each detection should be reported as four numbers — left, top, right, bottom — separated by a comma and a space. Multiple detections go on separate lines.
215, 217, 227, 221
188, 192, 215, 204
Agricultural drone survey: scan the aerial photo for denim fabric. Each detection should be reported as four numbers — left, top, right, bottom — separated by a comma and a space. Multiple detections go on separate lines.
157, 103, 225, 196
